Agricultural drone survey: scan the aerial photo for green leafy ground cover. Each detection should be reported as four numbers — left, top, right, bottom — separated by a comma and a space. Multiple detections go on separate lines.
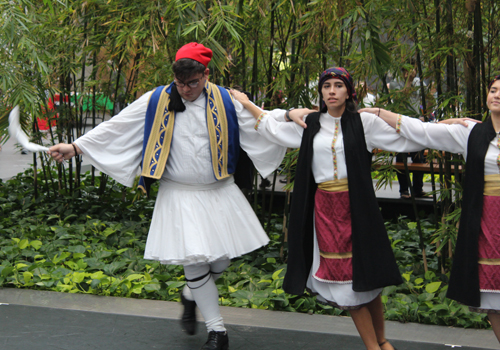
0, 170, 489, 329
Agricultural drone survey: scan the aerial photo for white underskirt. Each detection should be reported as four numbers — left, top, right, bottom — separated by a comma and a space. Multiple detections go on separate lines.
306, 226, 382, 308
144, 176, 269, 266
478, 292, 500, 311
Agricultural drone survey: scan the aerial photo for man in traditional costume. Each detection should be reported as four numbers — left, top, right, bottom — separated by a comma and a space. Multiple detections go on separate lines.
49, 42, 309, 350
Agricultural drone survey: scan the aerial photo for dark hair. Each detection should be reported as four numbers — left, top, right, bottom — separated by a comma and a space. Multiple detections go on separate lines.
172, 58, 206, 81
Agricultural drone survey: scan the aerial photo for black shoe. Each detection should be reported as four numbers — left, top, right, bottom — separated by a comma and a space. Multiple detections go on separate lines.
259, 178, 271, 188
400, 190, 411, 199
201, 331, 229, 350
415, 191, 432, 198
180, 293, 197, 335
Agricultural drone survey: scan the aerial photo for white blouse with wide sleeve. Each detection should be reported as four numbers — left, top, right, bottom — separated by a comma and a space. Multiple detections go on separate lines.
256, 111, 424, 183
398, 115, 500, 175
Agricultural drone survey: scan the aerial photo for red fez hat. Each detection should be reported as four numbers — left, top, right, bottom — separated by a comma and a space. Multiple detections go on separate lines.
175, 42, 213, 68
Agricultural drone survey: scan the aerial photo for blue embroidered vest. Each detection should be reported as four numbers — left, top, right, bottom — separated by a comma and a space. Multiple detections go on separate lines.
138, 82, 239, 195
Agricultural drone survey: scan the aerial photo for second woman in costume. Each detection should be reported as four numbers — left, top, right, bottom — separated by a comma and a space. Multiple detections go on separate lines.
361, 75, 500, 344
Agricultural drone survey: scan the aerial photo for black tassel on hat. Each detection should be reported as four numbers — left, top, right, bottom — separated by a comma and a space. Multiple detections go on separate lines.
168, 85, 186, 112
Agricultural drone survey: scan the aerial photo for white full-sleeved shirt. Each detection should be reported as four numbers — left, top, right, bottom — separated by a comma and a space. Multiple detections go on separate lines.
258, 110, 424, 184
398, 115, 500, 175
74, 89, 287, 186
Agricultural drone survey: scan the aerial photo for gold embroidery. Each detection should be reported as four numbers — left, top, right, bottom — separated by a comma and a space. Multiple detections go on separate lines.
255, 112, 266, 130
396, 114, 402, 133
332, 120, 340, 180
140, 86, 174, 179
206, 83, 229, 180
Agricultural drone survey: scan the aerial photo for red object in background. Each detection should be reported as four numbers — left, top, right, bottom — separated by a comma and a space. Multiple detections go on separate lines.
37, 94, 68, 130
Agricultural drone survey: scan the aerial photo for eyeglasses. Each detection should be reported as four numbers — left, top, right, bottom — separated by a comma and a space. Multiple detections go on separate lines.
174, 76, 203, 88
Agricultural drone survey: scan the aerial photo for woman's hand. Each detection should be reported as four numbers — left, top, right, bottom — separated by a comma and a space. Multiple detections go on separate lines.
230, 89, 251, 107
48, 143, 79, 163
288, 108, 315, 128
437, 118, 479, 126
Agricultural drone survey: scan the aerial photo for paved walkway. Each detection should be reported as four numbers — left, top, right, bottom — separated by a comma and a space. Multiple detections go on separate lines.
0, 288, 496, 350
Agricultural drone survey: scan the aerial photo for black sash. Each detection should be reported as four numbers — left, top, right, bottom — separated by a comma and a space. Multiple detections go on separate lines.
447, 118, 496, 307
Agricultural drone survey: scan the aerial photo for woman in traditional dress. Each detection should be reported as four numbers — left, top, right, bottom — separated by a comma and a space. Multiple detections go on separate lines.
230, 67, 431, 350
360, 75, 500, 344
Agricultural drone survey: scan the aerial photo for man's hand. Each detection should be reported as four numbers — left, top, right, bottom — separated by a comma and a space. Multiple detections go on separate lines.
48, 143, 79, 163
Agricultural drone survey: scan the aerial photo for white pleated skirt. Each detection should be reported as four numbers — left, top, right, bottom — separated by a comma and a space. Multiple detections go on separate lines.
144, 176, 269, 266
306, 228, 382, 309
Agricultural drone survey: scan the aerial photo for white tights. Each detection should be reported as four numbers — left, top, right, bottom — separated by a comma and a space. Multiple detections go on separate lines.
182, 258, 230, 332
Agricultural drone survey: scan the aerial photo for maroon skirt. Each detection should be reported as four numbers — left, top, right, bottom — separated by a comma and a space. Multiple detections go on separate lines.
313, 189, 353, 283
478, 195, 500, 292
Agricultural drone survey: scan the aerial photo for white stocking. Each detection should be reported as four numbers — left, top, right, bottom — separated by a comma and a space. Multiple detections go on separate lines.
182, 258, 230, 302
183, 258, 230, 332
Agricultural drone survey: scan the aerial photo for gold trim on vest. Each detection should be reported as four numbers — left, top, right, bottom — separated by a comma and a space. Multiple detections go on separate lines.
141, 86, 174, 179
206, 83, 229, 180
141, 83, 233, 182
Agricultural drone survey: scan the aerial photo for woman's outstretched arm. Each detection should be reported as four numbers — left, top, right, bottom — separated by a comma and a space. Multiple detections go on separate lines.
230, 89, 314, 127
358, 107, 400, 128
358, 107, 474, 155
359, 107, 477, 128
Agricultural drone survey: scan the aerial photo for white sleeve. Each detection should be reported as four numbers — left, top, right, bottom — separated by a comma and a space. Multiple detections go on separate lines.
254, 109, 305, 149
398, 115, 473, 155
362, 112, 426, 152
235, 100, 288, 178
74, 91, 153, 187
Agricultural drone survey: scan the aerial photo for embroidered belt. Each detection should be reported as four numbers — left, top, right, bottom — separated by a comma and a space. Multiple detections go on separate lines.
484, 174, 500, 196
319, 251, 353, 259
479, 258, 500, 265
317, 178, 348, 192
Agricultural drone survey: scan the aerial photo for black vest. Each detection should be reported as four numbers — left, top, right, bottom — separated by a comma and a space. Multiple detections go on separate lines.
447, 118, 496, 307
283, 110, 403, 295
